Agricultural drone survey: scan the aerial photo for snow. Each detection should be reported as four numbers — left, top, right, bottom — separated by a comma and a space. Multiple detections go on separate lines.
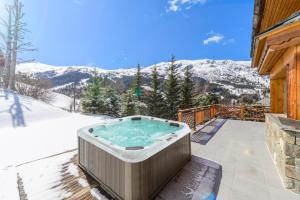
0, 167, 19, 200
0, 113, 111, 168
67, 163, 79, 177
78, 178, 88, 187
0, 89, 69, 128
17, 151, 77, 200
0, 90, 112, 199
50, 92, 74, 111
90, 188, 108, 200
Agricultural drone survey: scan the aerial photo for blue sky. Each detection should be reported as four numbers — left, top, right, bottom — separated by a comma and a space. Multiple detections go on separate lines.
1, 0, 254, 69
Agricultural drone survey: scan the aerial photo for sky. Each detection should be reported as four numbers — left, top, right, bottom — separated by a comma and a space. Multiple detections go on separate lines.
0, 0, 254, 69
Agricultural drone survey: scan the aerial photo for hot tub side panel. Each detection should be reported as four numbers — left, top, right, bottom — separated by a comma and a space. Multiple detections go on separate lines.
78, 133, 191, 200
78, 138, 126, 199
126, 133, 191, 200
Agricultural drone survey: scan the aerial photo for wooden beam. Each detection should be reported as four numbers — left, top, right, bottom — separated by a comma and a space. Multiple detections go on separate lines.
287, 47, 297, 119
270, 79, 284, 113
296, 45, 300, 119
270, 54, 287, 79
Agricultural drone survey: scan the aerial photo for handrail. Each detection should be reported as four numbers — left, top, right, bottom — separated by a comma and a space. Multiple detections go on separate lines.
178, 104, 270, 130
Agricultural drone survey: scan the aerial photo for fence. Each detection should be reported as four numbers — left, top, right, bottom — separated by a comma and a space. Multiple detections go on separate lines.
178, 104, 270, 130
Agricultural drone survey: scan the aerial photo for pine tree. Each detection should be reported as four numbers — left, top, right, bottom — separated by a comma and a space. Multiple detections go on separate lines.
104, 88, 120, 117
164, 55, 180, 120
81, 72, 105, 114
134, 63, 142, 100
122, 89, 135, 116
181, 66, 194, 109
148, 66, 165, 117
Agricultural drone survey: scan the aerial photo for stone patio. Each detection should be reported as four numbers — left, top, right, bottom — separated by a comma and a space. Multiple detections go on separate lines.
192, 119, 300, 200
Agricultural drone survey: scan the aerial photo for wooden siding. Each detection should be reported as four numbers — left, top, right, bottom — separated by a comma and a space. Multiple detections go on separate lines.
259, 0, 300, 33
287, 45, 300, 120
78, 134, 191, 200
297, 45, 300, 119
270, 79, 284, 113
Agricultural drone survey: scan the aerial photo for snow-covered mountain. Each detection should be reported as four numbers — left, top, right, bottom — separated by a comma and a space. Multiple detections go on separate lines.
16, 59, 269, 97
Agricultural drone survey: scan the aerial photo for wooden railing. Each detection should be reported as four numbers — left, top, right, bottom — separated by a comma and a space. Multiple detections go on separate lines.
178, 104, 270, 130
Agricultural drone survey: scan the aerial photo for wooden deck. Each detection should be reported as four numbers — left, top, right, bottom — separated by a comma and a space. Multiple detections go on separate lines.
16, 149, 222, 200
60, 155, 108, 200
17, 151, 111, 200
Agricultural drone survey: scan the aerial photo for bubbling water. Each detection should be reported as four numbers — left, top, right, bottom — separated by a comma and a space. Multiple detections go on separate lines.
93, 118, 182, 148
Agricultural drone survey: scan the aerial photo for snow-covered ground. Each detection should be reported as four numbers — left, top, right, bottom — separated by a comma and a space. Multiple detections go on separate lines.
50, 92, 75, 111
0, 89, 111, 199
0, 90, 70, 128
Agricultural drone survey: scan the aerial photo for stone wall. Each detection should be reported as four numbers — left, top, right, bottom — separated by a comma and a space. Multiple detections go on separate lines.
265, 114, 300, 193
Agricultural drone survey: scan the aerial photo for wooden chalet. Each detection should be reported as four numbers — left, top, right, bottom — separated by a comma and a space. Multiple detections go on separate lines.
251, 0, 300, 194
251, 0, 300, 118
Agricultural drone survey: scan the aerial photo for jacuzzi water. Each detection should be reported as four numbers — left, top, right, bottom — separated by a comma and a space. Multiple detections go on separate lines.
92, 118, 183, 147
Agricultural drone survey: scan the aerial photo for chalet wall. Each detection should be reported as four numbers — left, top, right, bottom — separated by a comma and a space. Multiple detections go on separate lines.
269, 46, 300, 119
266, 114, 300, 194
270, 79, 284, 113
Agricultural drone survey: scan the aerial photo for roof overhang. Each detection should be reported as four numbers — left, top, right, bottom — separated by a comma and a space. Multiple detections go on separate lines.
252, 13, 300, 75
251, 0, 300, 58
251, 0, 265, 57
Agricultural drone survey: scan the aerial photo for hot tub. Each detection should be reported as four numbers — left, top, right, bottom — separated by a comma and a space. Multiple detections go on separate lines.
78, 115, 191, 200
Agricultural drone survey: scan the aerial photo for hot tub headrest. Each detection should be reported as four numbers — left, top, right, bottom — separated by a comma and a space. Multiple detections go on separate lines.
131, 117, 141, 121
125, 146, 144, 150
169, 122, 180, 127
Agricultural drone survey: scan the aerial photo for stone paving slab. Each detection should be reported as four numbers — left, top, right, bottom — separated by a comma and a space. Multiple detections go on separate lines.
191, 119, 227, 145
156, 156, 222, 200
192, 119, 300, 200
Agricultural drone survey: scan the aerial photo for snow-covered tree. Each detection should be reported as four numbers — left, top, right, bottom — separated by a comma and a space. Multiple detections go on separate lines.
81, 73, 105, 114
122, 89, 136, 116
180, 66, 194, 109
194, 92, 220, 106
104, 88, 121, 117
164, 55, 181, 120
134, 63, 143, 100
148, 66, 165, 117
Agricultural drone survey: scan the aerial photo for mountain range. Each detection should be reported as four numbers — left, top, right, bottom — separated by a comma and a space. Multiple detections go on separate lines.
16, 59, 269, 98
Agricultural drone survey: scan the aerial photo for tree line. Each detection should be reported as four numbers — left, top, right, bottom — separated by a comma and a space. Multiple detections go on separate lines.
81, 55, 195, 120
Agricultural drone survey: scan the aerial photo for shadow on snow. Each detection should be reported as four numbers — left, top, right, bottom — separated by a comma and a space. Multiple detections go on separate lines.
0, 90, 29, 127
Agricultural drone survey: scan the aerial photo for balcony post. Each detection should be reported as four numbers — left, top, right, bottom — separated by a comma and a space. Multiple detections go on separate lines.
240, 105, 245, 120
178, 110, 183, 122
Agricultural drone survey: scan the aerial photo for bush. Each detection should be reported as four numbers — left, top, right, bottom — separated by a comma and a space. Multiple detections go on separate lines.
15, 73, 53, 103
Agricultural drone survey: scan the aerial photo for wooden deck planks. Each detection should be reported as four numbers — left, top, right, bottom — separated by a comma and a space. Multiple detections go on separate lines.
16, 146, 223, 200
16, 151, 111, 200
62, 155, 111, 200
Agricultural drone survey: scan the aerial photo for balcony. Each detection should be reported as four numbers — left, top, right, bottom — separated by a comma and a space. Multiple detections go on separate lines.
178, 104, 299, 199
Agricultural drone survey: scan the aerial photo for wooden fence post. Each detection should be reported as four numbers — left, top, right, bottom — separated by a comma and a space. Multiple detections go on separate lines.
193, 109, 197, 130
211, 105, 216, 118
178, 111, 183, 122
240, 105, 245, 120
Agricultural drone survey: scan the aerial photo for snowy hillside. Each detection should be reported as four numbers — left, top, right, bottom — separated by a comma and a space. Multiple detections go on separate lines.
0, 90, 111, 199
0, 89, 69, 128
16, 59, 269, 96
